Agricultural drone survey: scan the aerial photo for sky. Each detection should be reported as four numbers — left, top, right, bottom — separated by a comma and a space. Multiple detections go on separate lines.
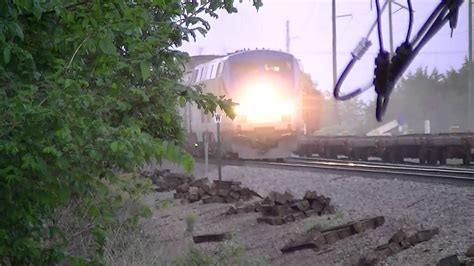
179, 0, 471, 103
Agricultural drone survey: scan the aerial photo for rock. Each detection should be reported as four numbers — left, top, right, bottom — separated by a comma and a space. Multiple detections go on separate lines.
415, 228, 439, 242
352, 222, 366, 233
336, 227, 353, 239
188, 178, 209, 188
193, 232, 232, 243
261, 197, 274, 206
303, 191, 318, 201
216, 188, 230, 197
437, 255, 461, 266
260, 205, 290, 217
291, 200, 310, 212
304, 209, 318, 217
283, 214, 296, 223
322, 205, 336, 215
389, 229, 408, 244
310, 200, 323, 212
202, 195, 215, 204
466, 245, 474, 257
323, 230, 339, 244
257, 216, 284, 226
226, 206, 237, 215
229, 191, 240, 200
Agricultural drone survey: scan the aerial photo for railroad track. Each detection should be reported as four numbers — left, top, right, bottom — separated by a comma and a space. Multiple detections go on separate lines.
234, 157, 474, 182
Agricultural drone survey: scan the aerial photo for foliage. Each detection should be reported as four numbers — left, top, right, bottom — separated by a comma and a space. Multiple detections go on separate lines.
0, 0, 262, 264
184, 213, 197, 234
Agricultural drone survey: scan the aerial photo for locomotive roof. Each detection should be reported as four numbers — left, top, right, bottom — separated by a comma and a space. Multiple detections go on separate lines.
193, 49, 296, 70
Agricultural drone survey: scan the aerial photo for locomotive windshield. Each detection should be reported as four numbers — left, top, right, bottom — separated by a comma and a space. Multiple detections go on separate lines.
230, 58, 293, 78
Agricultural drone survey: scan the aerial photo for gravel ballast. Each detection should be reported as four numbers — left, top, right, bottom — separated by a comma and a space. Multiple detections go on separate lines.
143, 163, 474, 265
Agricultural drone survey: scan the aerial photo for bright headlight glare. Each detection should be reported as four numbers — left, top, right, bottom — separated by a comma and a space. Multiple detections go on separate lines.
280, 101, 294, 115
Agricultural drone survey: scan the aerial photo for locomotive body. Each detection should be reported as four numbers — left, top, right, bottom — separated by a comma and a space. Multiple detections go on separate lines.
182, 49, 307, 159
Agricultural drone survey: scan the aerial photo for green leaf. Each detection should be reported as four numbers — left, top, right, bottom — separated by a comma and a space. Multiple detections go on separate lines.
13, 23, 24, 40
3, 46, 11, 64
140, 62, 150, 81
98, 38, 116, 55
111, 141, 120, 152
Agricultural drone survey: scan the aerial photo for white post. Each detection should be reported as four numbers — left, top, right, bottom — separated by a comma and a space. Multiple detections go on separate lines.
424, 120, 431, 134
204, 134, 208, 177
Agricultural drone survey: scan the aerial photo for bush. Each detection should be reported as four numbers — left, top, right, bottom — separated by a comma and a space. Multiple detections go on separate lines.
0, 1, 261, 264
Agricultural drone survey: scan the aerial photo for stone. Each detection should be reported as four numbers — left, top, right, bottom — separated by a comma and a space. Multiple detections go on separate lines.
225, 197, 236, 203
303, 191, 318, 201
322, 205, 336, 215
336, 227, 353, 239
202, 195, 214, 204
323, 231, 339, 244
261, 205, 290, 217
291, 200, 310, 212
311, 201, 323, 212
257, 216, 284, 226
236, 207, 247, 214
313, 234, 328, 250
269, 191, 294, 205
188, 193, 200, 202
374, 216, 385, 227
304, 209, 318, 217
188, 178, 209, 188
201, 183, 211, 194
436, 255, 461, 266
226, 206, 237, 215
229, 191, 240, 200
213, 180, 234, 188
388, 242, 402, 254
283, 214, 296, 223
216, 188, 230, 197
466, 245, 474, 257
261, 197, 274, 206
389, 229, 408, 244
415, 228, 439, 242
294, 212, 307, 220
352, 222, 366, 233
360, 218, 376, 230
198, 188, 206, 197
193, 232, 232, 243
176, 183, 189, 193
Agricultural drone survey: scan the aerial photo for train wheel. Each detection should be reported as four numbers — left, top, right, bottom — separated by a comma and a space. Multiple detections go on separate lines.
439, 150, 447, 165
463, 154, 472, 165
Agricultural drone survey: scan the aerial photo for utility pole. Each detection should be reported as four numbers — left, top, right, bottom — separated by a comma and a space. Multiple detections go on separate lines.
331, 0, 339, 122
388, 0, 394, 56
286, 20, 290, 53
469, 0, 473, 131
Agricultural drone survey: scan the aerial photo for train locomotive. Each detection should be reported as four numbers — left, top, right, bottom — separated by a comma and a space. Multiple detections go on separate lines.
182, 49, 316, 159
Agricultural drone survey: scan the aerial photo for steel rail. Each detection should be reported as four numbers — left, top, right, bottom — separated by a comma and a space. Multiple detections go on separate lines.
238, 158, 474, 182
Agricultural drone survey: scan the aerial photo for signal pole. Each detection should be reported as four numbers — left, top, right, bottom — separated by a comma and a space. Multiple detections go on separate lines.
286, 20, 290, 53
388, 0, 394, 56
469, 0, 473, 131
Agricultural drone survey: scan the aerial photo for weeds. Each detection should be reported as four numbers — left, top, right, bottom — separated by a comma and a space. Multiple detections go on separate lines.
185, 213, 197, 234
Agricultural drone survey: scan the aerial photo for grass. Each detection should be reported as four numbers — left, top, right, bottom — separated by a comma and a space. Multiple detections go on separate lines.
185, 213, 197, 235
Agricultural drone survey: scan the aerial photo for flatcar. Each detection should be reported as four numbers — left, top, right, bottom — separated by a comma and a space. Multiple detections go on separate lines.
182, 49, 318, 159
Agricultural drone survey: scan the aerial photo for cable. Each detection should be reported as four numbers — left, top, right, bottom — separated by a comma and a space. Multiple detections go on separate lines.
332, 0, 464, 122
406, 0, 413, 43
375, 0, 384, 51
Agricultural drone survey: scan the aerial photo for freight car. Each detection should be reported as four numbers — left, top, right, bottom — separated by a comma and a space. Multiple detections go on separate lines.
296, 133, 474, 165
181, 49, 321, 159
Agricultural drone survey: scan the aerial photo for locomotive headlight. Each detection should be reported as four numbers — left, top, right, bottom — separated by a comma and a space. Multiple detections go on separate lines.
236, 82, 294, 123
280, 101, 294, 115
